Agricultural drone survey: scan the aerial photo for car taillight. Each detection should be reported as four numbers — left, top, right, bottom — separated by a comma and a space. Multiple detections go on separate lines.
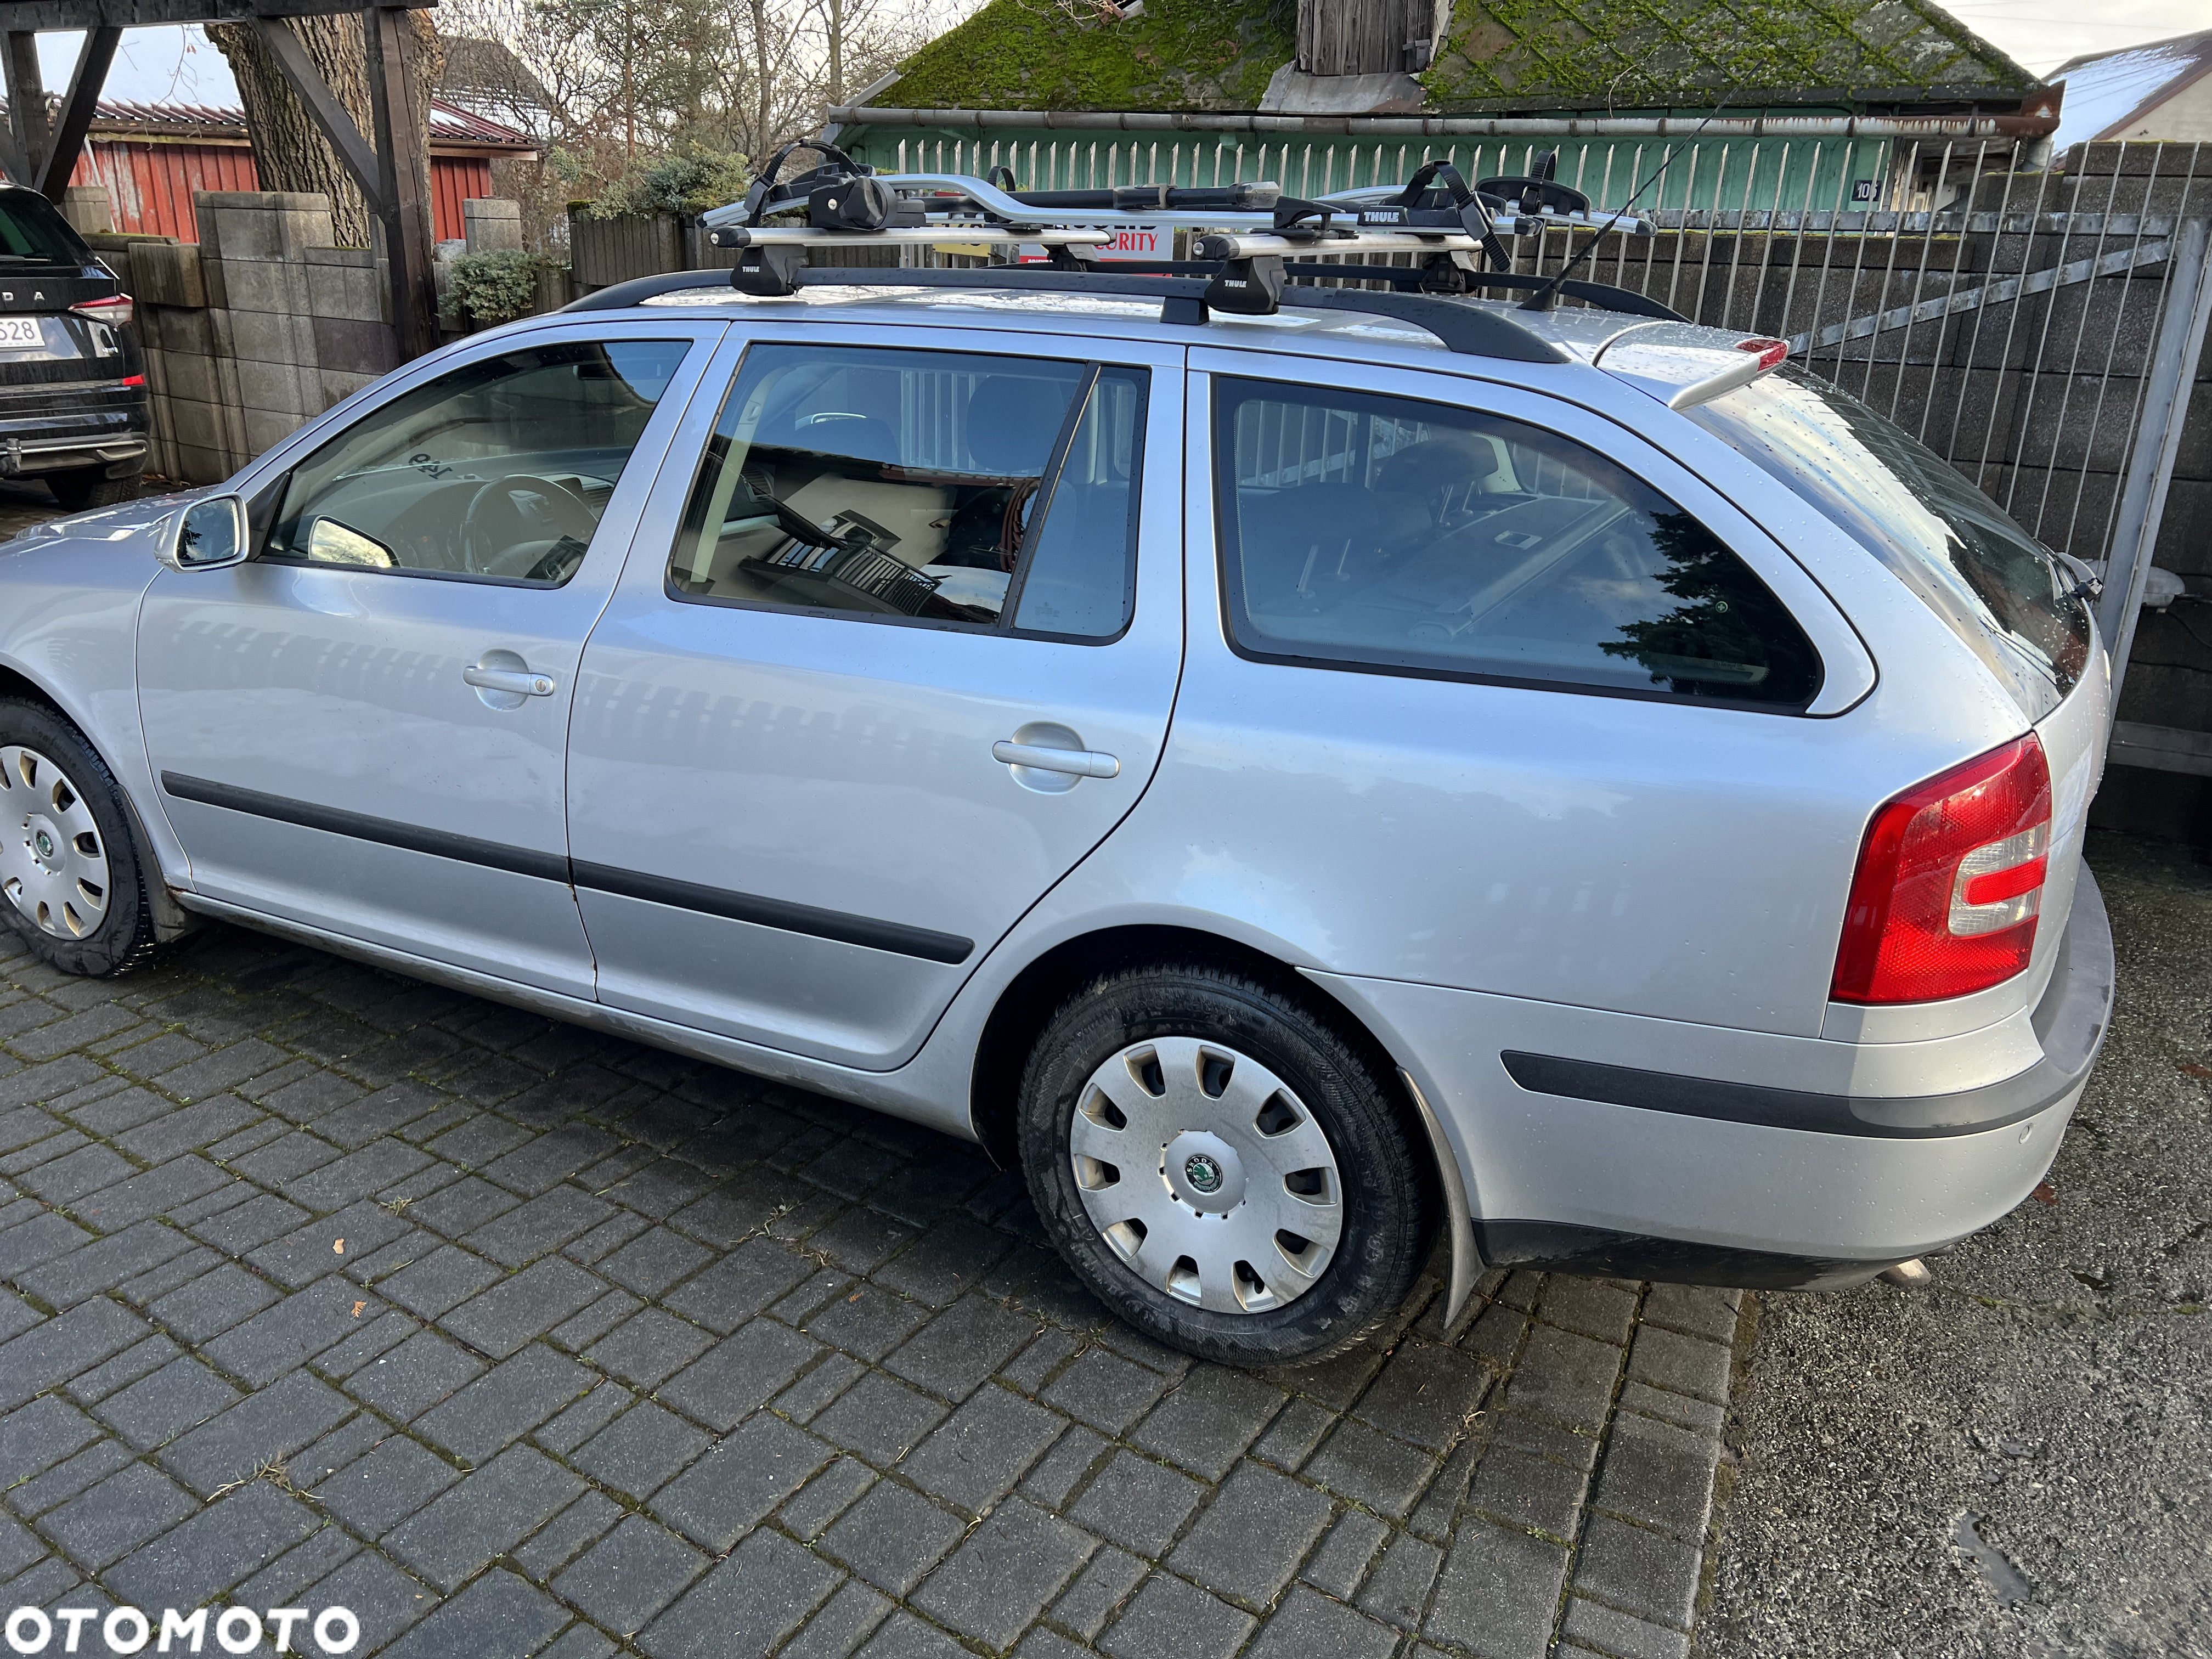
1831, 734, 2052, 1005
71, 294, 132, 330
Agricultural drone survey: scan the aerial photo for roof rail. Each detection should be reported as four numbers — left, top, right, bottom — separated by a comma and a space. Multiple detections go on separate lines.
560, 265, 1572, 363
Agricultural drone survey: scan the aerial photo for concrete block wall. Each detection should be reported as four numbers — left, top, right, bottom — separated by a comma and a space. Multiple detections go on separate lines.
462, 196, 524, 252
197, 191, 397, 465
97, 190, 399, 485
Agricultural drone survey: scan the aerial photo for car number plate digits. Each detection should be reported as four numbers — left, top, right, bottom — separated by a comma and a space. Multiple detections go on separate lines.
0, 318, 44, 349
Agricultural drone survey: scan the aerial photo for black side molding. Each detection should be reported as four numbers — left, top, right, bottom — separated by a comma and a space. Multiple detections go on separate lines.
571, 861, 973, 965
159, 772, 974, 966
1501, 1047, 2078, 1139
159, 772, 569, 884
1501, 868, 2115, 1141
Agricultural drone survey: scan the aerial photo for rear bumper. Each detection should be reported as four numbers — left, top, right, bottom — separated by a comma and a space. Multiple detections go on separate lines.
1314, 866, 2116, 1289
0, 391, 150, 478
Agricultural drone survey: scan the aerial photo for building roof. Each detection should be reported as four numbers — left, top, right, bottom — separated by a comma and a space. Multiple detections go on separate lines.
878, 0, 2039, 117
66, 95, 537, 153
2050, 27, 2212, 147
437, 33, 555, 134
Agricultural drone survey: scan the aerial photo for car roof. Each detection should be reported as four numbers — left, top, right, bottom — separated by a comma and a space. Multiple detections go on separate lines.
571, 278, 1743, 374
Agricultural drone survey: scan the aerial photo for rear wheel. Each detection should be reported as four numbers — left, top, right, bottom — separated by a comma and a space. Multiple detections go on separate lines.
0, 699, 163, 977
46, 463, 142, 514
1017, 963, 1431, 1365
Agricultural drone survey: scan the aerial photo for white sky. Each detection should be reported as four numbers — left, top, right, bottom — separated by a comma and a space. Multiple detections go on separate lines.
26, 3, 2212, 111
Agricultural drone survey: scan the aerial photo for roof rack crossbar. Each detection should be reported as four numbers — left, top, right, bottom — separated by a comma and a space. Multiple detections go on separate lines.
560, 264, 1573, 363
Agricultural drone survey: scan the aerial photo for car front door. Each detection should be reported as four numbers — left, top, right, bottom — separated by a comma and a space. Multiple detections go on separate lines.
565, 325, 1184, 1066
138, 321, 721, 998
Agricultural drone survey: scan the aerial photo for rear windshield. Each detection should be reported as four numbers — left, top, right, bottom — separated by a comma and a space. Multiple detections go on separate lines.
0, 190, 88, 266
1691, 365, 2090, 712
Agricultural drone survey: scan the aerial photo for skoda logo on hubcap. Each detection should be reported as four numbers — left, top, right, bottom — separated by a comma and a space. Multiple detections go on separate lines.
1184, 1154, 1224, 1195
32, 831, 54, 860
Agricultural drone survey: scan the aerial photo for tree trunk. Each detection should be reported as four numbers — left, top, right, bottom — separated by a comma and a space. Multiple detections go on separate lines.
207, 12, 443, 250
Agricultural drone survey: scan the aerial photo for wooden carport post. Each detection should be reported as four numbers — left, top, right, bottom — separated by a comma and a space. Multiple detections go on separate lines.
364, 5, 435, 359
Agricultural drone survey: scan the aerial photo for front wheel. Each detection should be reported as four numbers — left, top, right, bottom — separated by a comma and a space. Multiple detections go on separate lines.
0, 699, 165, 976
1017, 963, 1432, 1366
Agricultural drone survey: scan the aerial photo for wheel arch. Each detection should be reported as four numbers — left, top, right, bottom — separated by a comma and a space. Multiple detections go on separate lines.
968, 923, 1438, 1193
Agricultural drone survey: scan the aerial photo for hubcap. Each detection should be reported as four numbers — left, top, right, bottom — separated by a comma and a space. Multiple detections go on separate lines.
0, 744, 110, 940
1068, 1036, 1344, 1315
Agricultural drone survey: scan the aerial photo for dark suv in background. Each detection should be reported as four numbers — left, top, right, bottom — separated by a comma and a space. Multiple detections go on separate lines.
0, 182, 147, 510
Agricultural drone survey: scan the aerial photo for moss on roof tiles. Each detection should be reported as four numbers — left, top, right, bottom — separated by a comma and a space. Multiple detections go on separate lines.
878, 0, 2035, 114
1424, 0, 2036, 110
885, 0, 1296, 115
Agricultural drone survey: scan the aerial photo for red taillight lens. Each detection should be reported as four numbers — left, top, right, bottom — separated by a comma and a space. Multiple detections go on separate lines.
1736, 336, 1788, 371
117, 374, 145, 387
71, 294, 133, 330
1831, 735, 2053, 1004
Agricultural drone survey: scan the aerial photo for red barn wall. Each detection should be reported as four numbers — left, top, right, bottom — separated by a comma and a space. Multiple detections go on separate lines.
74, 142, 500, 243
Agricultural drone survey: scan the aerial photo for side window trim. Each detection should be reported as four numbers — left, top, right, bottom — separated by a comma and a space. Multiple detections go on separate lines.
1204, 366, 1829, 714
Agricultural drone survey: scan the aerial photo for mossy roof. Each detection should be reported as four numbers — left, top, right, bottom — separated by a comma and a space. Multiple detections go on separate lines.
878, 0, 2037, 115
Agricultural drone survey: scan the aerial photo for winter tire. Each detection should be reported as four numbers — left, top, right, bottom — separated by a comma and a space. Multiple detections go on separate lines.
0, 698, 165, 977
1018, 962, 1432, 1365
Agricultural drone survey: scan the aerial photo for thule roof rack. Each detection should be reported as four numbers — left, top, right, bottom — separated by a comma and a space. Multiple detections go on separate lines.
565, 151, 1684, 358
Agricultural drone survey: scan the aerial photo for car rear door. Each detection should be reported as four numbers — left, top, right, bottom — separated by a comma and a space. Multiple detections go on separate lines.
563, 321, 1185, 1067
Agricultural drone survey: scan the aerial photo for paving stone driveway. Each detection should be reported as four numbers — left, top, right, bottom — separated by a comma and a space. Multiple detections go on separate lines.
0, 921, 1742, 1659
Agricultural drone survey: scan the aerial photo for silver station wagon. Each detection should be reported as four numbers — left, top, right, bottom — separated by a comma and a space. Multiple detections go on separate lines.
0, 182, 2114, 1364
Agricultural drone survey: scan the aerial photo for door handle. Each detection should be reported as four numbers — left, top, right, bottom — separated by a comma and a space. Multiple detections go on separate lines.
992, 740, 1120, 779
465, 664, 557, 697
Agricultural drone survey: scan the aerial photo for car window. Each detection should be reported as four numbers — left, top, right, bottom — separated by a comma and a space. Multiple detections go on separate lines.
1214, 378, 1822, 708
668, 344, 1146, 639
262, 338, 693, 586
0, 190, 89, 265
1689, 365, 2091, 705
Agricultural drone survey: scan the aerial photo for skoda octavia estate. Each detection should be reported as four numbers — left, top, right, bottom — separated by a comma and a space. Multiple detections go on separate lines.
0, 261, 2113, 1364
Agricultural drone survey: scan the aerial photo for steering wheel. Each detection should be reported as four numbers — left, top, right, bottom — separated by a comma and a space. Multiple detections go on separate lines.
460, 473, 600, 575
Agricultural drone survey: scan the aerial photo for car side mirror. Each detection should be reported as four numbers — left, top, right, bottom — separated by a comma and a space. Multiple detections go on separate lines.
165, 495, 249, 572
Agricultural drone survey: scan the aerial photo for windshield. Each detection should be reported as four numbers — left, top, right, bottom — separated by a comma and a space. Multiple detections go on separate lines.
0, 189, 89, 265
1691, 365, 2090, 714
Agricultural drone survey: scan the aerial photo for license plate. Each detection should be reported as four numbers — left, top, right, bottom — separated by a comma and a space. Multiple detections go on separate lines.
0, 318, 43, 350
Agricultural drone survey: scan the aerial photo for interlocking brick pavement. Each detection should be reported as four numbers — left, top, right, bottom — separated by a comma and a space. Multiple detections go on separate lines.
0, 922, 1747, 1657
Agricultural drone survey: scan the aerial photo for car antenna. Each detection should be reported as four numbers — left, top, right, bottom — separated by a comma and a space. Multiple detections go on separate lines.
1518, 52, 1756, 313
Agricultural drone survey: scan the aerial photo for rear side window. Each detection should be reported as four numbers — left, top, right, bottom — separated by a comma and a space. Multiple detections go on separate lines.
1214, 379, 1822, 708
1691, 366, 2090, 709
0, 190, 88, 265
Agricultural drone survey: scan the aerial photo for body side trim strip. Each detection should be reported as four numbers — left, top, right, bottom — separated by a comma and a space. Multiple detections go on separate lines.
159, 772, 973, 965
1499, 1047, 2081, 1138
160, 771, 571, 883
572, 861, 974, 965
